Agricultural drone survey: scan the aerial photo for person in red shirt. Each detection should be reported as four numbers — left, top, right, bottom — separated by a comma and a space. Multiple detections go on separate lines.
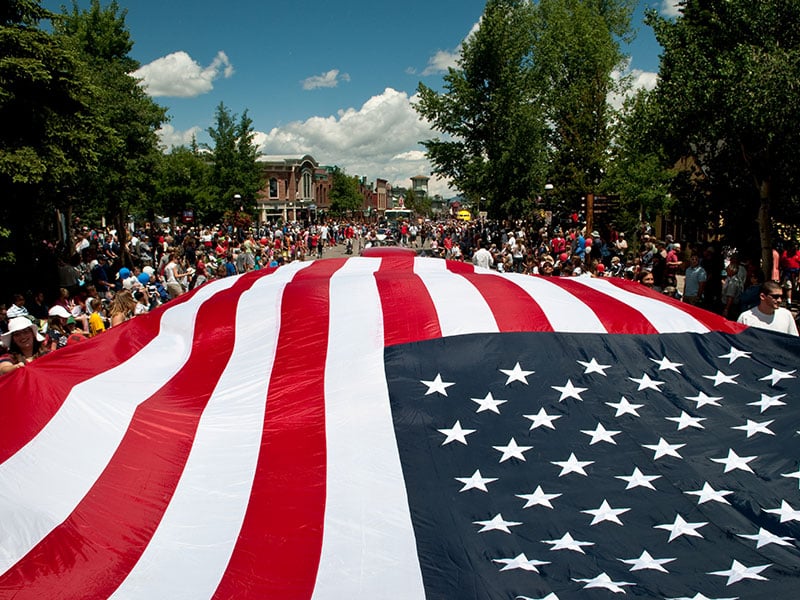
550, 230, 566, 256
779, 242, 800, 306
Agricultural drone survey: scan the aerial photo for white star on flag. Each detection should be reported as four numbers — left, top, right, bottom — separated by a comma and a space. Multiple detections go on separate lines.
493, 438, 533, 462
737, 527, 795, 548
732, 419, 775, 438
620, 549, 676, 572
650, 356, 683, 372
552, 379, 588, 402
499, 362, 534, 385
703, 370, 739, 386
748, 392, 786, 413
581, 422, 621, 445
516, 485, 562, 509
629, 373, 665, 391
437, 420, 476, 445
781, 466, 800, 488
615, 467, 661, 490
492, 553, 550, 572
685, 390, 723, 408
718, 346, 752, 363
455, 469, 497, 492
524, 407, 562, 430
606, 396, 643, 417
421, 373, 455, 396
572, 572, 635, 593
577, 358, 611, 375
708, 559, 771, 585
542, 532, 594, 553
643, 437, 685, 461
764, 500, 800, 523
581, 499, 630, 526
666, 411, 706, 430
655, 514, 708, 542
470, 392, 507, 414
710, 448, 757, 473
515, 595, 560, 600
759, 368, 796, 386
666, 592, 739, 600
551, 452, 594, 477
685, 482, 733, 505
473, 513, 522, 533
666, 594, 738, 600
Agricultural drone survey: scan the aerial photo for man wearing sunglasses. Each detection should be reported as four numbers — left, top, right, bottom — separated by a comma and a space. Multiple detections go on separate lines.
737, 281, 799, 335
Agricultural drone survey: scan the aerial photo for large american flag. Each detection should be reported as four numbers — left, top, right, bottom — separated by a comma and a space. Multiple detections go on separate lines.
0, 254, 798, 599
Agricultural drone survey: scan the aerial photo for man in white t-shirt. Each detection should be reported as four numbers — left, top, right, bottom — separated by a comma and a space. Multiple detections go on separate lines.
737, 281, 798, 336
472, 241, 494, 270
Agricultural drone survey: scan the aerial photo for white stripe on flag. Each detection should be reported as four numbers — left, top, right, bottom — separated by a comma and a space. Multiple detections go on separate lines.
413, 257, 499, 336
312, 257, 426, 599
572, 277, 711, 333
497, 273, 608, 332
110, 261, 311, 599
0, 276, 239, 575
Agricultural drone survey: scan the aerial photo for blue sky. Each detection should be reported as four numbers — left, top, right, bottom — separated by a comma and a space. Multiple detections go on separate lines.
43, 0, 680, 196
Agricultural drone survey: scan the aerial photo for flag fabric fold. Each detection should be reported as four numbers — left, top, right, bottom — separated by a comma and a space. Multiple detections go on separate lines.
1, 256, 796, 599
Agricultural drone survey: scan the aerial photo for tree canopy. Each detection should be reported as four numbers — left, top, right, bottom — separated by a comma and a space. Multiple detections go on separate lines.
646, 0, 800, 269
416, 0, 634, 220
53, 0, 166, 259
416, 0, 546, 218
327, 166, 363, 215
0, 0, 102, 272
202, 102, 263, 222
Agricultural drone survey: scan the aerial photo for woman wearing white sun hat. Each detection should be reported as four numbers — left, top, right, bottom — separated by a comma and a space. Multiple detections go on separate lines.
0, 317, 46, 375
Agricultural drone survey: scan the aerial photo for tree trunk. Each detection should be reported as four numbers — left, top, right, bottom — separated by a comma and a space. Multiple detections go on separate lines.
758, 179, 771, 279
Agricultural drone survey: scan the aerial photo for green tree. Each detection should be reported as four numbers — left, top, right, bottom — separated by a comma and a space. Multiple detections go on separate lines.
416, 0, 634, 220
54, 0, 166, 264
534, 0, 635, 213
204, 102, 263, 221
403, 188, 432, 217
153, 142, 213, 223
646, 0, 800, 272
416, 0, 548, 218
328, 166, 363, 215
0, 0, 101, 277
603, 89, 674, 237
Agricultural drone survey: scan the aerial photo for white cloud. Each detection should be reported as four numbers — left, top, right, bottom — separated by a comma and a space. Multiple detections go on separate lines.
421, 50, 460, 76
608, 61, 659, 109
157, 124, 203, 149
255, 87, 454, 197
301, 69, 351, 90
133, 50, 234, 98
629, 69, 659, 91
419, 19, 480, 76
660, 0, 682, 18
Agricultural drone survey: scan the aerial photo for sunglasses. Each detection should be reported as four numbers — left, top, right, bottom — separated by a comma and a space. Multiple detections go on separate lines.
767, 293, 783, 299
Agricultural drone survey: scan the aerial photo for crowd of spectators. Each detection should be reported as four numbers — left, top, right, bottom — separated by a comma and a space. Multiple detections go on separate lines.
2, 216, 798, 373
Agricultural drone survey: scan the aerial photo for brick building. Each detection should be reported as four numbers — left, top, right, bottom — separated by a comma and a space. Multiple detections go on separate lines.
255, 154, 394, 224
256, 155, 331, 223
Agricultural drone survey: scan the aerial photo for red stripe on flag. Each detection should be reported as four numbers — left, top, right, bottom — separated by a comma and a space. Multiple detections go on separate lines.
214, 259, 347, 600
376, 255, 442, 346
0, 292, 197, 465
603, 278, 746, 334
0, 272, 264, 600
445, 261, 555, 332
548, 277, 659, 334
